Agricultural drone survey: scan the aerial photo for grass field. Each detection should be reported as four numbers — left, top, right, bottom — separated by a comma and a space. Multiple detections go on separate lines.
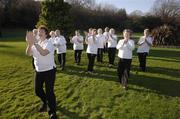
0, 40, 180, 119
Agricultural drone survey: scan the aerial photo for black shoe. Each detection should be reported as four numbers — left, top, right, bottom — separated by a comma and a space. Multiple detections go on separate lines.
38, 103, 47, 112
49, 113, 57, 119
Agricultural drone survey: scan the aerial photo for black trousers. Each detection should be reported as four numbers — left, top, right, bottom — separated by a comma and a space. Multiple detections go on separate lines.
74, 50, 83, 64
138, 52, 148, 71
87, 53, 96, 72
58, 53, 66, 68
117, 58, 132, 85
108, 47, 116, 65
97, 48, 104, 62
35, 68, 56, 114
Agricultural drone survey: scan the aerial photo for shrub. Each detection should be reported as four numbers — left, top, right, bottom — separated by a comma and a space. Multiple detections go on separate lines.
151, 25, 179, 46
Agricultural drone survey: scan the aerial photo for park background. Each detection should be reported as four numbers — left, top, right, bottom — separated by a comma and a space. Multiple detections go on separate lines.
0, 0, 180, 119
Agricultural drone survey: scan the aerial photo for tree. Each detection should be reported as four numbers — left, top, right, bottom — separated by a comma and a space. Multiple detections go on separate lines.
152, 0, 180, 24
10, 0, 40, 28
129, 10, 144, 16
65, 0, 95, 9
1, 0, 13, 27
0, 2, 4, 37
140, 16, 163, 30
37, 0, 74, 36
151, 0, 180, 46
0, 0, 40, 28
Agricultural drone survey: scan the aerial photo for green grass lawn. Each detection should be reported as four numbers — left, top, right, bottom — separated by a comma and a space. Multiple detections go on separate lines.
0, 41, 180, 119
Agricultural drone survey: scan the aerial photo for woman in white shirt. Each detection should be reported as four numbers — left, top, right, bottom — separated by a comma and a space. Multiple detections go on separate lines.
96, 28, 106, 63
103, 27, 109, 53
26, 26, 57, 119
70, 30, 84, 65
54, 29, 67, 70
116, 29, 135, 90
137, 29, 153, 72
86, 29, 98, 73
49, 31, 56, 46
107, 28, 118, 67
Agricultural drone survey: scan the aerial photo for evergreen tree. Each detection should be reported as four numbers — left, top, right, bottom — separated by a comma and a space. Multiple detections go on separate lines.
37, 0, 74, 37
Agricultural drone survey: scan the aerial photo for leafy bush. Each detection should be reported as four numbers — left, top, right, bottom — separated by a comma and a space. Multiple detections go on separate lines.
151, 25, 179, 46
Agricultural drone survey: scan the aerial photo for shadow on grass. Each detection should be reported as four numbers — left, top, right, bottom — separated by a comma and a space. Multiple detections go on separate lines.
57, 65, 118, 82
59, 64, 180, 97
131, 65, 180, 79
149, 48, 180, 60
147, 57, 180, 63
57, 106, 87, 119
129, 73, 180, 97
0, 44, 14, 48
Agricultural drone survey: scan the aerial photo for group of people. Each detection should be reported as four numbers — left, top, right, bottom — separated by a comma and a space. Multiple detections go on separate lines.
25, 25, 153, 119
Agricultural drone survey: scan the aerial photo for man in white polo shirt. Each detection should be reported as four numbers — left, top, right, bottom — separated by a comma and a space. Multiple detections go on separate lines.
26, 26, 57, 119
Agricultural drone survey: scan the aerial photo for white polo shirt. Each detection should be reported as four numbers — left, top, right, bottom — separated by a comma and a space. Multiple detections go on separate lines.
137, 36, 153, 53
116, 39, 135, 59
32, 39, 56, 72
71, 35, 84, 50
49, 37, 56, 48
108, 34, 117, 48
103, 32, 109, 42
96, 34, 106, 49
49, 37, 55, 44
86, 36, 98, 54
54, 35, 67, 54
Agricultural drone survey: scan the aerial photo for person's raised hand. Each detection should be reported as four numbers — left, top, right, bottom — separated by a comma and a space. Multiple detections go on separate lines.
124, 39, 128, 44
26, 31, 35, 46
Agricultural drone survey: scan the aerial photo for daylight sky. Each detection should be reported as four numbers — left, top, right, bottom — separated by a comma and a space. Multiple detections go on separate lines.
96, 0, 156, 14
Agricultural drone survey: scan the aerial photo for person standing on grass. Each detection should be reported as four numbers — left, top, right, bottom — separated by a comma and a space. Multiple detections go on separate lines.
70, 30, 84, 65
96, 28, 106, 63
49, 31, 56, 47
107, 28, 118, 67
54, 29, 67, 70
103, 27, 109, 53
85, 29, 98, 73
116, 29, 135, 90
137, 29, 153, 72
25, 25, 57, 119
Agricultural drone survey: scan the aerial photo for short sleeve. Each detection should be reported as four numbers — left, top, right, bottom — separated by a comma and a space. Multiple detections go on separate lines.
114, 35, 117, 40
147, 37, 153, 44
138, 37, 145, 44
44, 41, 54, 53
